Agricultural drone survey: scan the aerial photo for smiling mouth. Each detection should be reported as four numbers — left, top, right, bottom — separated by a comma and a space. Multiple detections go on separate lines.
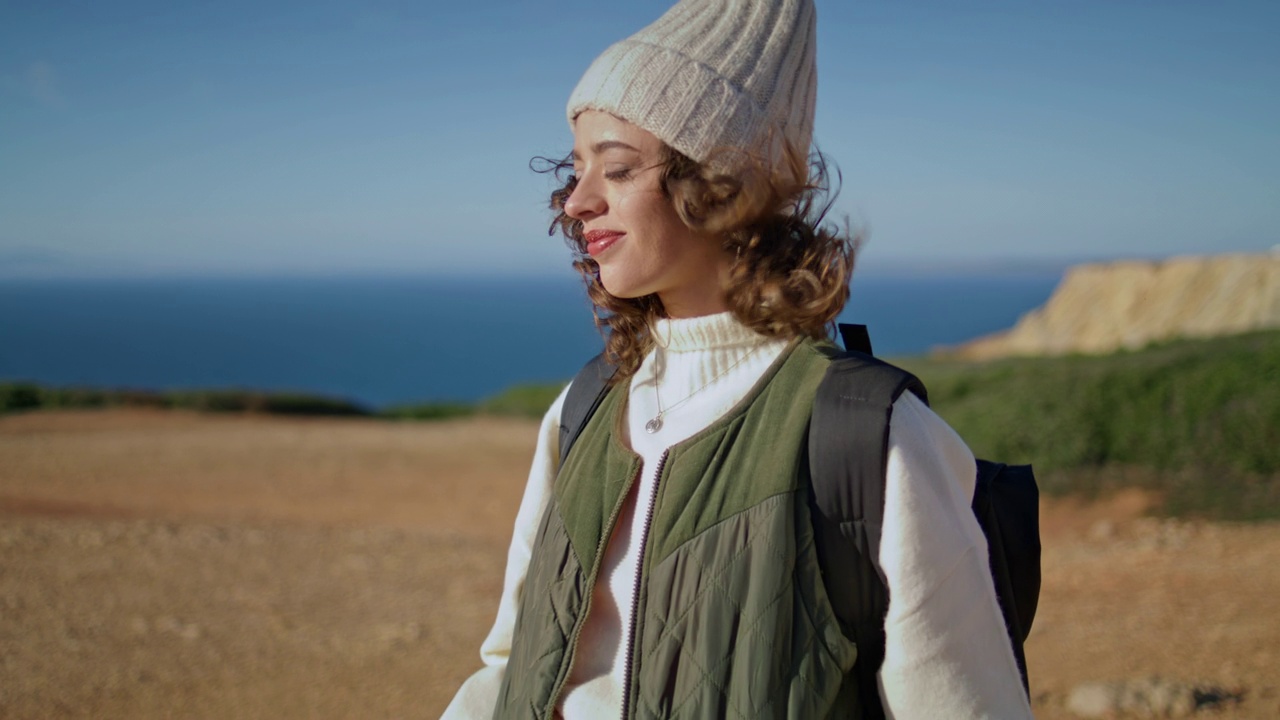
584, 230, 624, 258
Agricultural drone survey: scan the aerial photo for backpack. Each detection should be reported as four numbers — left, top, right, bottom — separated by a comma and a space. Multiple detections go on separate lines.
556, 324, 1041, 719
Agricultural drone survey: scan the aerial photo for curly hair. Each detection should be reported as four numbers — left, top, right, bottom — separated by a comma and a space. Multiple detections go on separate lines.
533, 143, 858, 382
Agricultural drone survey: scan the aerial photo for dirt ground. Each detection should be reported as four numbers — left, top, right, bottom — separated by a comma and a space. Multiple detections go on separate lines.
1, 409, 1276, 719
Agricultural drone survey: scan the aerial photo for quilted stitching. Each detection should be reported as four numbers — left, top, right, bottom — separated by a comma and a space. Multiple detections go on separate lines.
634, 497, 844, 719
497, 340, 851, 718
494, 510, 585, 719
643, 517, 791, 711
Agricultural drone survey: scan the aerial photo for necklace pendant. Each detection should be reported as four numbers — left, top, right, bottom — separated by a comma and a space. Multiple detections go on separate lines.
645, 416, 663, 434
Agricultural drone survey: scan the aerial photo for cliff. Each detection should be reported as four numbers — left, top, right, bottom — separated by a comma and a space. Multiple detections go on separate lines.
951, 252, 1280, 359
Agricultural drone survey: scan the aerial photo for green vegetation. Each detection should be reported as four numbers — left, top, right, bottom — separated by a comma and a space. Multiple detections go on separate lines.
0, 383, 371, 417
476, 382, 566, 418
378, 401, 475, 421
0, 381, 568, 422
897, 330, 1280, 520
5, 330, 1276, 519
378, 382, 565, 420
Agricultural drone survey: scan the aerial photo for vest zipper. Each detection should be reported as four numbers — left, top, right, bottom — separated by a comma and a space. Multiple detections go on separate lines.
620, 448, 670, 720
545, 456, 644, 718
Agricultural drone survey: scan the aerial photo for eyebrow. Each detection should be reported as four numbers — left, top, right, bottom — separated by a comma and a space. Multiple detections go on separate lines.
573, 140, 642, 161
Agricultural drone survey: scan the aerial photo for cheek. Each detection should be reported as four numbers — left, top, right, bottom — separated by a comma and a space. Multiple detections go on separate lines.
616, 188, 684, 238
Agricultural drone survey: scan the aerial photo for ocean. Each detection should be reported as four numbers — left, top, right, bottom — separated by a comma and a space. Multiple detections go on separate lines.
0, 273, 1059, 409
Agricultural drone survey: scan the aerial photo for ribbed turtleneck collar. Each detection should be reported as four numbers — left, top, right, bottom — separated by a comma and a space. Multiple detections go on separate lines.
650, 311, 767, 353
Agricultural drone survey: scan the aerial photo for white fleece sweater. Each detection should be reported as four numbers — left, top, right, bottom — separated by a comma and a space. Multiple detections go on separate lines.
442, 312, 1032, 720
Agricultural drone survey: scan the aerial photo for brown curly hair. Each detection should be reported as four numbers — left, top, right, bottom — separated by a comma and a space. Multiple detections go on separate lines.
533, 143, 858, 382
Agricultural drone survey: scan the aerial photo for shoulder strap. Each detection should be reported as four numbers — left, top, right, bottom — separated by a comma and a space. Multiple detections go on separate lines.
558, 353, 616, 470
814, 326, 1038, 709
838, 323, 874, 356
809, 335, 927, 720
971, 460, 1040, 692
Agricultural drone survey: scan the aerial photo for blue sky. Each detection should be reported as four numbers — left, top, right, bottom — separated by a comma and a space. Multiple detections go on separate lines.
2, 0, 1277, 278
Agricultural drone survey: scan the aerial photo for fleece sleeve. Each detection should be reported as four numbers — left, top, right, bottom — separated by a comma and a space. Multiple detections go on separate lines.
876, 393, 1033, 720
440, 383, 570, 720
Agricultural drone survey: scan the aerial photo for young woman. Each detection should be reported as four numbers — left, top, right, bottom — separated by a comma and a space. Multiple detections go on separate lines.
444, 1, 1033, 717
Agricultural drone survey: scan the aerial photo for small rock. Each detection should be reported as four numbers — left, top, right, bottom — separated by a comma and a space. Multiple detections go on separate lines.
1124, 676, 1195, 717
372, 621, 422, 649
155, 615, 201, 641
1067, 682, 1119, 717
1192, 686, 1242, 711
1089, 520, 1116, 541
1067, 677, 1237, 718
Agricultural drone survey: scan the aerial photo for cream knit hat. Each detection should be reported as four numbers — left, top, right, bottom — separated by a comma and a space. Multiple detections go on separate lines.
567, 0, 817, 170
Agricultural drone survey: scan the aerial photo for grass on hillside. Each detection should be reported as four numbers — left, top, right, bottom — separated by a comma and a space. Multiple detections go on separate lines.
0, 384, 371, 417
5, 331, 1277, 519
379, 383, 566, 421
899, 330, 1280, 520
0, 380, 570, 423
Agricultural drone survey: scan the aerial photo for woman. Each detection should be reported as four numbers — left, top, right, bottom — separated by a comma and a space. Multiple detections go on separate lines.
444, 0, 1032, 717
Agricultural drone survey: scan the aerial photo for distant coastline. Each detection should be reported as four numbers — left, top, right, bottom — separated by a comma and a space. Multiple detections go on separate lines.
949, 252, 1280, 359
0, 273, 1060, 407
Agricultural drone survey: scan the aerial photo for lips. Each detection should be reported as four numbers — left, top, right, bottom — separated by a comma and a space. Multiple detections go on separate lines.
584, 229, 624, 258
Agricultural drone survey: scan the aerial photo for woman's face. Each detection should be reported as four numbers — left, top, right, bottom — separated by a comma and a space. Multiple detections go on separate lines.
565, 111, 731, 318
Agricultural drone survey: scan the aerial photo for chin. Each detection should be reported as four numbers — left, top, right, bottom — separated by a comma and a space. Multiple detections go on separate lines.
597, 274, 645, 301
603, 286, 645, 301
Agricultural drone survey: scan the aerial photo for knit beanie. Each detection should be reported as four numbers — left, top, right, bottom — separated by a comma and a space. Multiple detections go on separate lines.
567, 0, 817, 173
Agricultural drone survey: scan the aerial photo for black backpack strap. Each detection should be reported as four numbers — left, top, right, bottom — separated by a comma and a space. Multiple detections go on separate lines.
816, 326, 1039, 706
558, 353, 616, 470
971, 460, 1040, 692
809, 348, 927, 720
838, 323, 873, 356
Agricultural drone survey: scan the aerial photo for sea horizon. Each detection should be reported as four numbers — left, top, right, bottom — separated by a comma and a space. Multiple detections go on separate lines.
0, 271, 1062, 408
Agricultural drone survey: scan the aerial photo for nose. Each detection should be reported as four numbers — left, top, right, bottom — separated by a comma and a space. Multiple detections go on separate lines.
564, 172, 605, 220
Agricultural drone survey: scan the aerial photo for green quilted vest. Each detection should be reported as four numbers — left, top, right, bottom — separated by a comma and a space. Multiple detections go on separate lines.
492, 339, 861, 719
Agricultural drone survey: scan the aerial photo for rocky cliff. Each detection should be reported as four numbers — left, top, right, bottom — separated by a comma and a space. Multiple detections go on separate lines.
951, 252, 1280, 359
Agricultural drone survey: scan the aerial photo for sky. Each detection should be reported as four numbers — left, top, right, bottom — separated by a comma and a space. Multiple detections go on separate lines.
2, 0, 1277, 279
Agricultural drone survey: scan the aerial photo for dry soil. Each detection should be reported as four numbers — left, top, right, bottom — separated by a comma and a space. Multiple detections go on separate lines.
1, 409, 1276, 719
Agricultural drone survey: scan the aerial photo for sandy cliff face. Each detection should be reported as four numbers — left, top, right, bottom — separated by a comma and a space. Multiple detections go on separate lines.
953, 252, 1280, 359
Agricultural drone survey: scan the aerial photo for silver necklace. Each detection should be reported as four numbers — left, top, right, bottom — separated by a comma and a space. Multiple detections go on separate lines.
645, 346, 761, 434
